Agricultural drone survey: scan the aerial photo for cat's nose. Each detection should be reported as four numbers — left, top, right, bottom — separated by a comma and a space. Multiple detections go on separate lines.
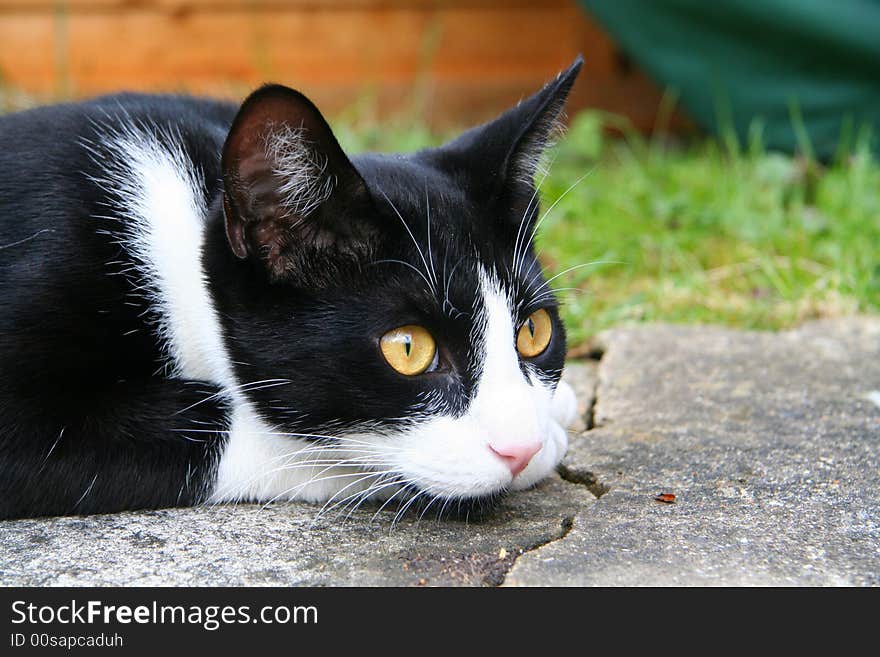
489, 441, 542, 477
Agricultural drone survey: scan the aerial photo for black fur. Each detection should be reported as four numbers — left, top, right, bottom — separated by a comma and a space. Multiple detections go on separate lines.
0, 57, 582, 520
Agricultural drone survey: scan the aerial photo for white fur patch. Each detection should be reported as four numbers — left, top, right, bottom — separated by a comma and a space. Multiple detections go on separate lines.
87, 123, 338, 502
85, 122, 234, 388
265, 123, 335, 218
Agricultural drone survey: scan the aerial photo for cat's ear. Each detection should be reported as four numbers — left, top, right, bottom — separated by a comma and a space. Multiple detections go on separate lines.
441, 56, 583, 195
221, 84, 375, 277
501, 55, 583, 188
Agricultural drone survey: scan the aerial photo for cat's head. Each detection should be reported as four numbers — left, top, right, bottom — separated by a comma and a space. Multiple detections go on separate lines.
215, 57, 582, 514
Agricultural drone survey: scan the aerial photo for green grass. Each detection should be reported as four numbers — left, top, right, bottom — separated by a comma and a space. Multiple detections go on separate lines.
541, 114, 880, 345
337, 110, 880, 347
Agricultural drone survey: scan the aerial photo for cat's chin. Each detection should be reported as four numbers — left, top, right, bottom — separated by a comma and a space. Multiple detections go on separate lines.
413, 492, 507, 521
368, 483, 509, 522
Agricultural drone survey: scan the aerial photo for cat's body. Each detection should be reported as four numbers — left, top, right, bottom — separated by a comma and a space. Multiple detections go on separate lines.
0, 59, 581, 520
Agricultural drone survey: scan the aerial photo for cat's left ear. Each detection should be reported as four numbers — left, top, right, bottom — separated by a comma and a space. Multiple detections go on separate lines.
502, 56, 583, 189
221, 84, 376, 277
443, 56, 583, 196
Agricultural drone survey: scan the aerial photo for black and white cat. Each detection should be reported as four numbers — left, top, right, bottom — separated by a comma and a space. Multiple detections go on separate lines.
0, 58, 582, 520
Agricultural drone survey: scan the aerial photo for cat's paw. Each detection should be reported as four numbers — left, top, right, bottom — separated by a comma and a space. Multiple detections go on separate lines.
550, 379, 577, 428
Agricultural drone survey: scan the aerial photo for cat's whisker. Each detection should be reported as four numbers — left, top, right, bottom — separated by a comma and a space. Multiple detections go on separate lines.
272, 450, 392, 470
543, 260, 625, 286
392, 488, 427, 527
524, 260, 624, 306
266, 456, 390, 477
210, 440, 394, 503
174, 378, 291, 416
37, 427, 66, 474
312, 470, 399, 523
261, 467, 397, 511
337, 473, 430, 524
388, 475, 443, 527
261, 454, 395, 499
416, 491, 446, 523
356, 476, 427, 525
442, 256, 466, 319
269, 447, 390, 462
528, 288, 591, 309
520, 167, 596, 273
371, 258, 435, 295
329, 478, 393, 521
335, 474, 407, 522
542, 286, 583, 294
72, 473, 99, 510
424, 180, 438, 291
368, 480, 414, 522
344, 481, 417, 523
0, 228, 55, 251
225, 432, 393, 451
204, 444, 387, 486
511, 165, 550, 283
512, 166, 599, 304
206, 442, 342, 503
435, 495, 455, 522
376, 187, 437, 294
514, 156, 555, 276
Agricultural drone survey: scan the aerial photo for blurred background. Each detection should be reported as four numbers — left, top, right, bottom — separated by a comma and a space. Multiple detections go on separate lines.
0, 0, 684, 130
1, 0, 877, 345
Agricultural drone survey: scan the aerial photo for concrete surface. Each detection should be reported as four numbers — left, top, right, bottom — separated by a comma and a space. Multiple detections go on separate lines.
2, 318, 878, 586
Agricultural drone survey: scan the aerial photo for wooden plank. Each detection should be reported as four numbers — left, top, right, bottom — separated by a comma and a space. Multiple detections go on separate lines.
0, 6, 581, 90
0, 1, 690, 132
0, 1, 572, 13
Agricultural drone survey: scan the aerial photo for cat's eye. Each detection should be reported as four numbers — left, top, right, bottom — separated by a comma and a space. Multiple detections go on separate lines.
516, 308, 552, 358
380, 325, 437, 376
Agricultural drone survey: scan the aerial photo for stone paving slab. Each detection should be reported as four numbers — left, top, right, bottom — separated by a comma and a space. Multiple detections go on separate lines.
1, 318, 878, 586
0, 477, 592, 587
505, 318, 880, 586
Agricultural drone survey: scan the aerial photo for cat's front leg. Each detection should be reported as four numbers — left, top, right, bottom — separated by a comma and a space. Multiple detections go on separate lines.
0, 379, 229, 520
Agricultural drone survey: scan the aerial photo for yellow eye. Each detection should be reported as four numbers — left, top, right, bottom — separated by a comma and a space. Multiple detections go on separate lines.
380, 325, 437, 375
517, 308, 552, 358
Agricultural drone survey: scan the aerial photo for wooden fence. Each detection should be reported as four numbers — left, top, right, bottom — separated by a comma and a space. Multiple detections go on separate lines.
0, 0, 688, 129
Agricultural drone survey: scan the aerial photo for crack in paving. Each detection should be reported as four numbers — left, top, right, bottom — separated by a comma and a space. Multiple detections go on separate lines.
556, 343, 610, 497
494, 514, 575, 587
556, 464, 610, 498
585, 385, 598, 430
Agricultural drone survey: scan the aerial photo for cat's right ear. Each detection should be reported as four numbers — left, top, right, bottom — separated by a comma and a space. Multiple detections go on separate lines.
221, 85, 375, 278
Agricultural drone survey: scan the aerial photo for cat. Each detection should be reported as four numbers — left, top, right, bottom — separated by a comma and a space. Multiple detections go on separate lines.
0, 57, 582, 521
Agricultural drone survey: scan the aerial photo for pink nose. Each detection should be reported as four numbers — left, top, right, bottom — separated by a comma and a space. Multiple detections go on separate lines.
489, 441, 542, 477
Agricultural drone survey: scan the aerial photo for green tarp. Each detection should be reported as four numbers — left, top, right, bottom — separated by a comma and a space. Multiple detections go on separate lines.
581, 0, 880, 159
